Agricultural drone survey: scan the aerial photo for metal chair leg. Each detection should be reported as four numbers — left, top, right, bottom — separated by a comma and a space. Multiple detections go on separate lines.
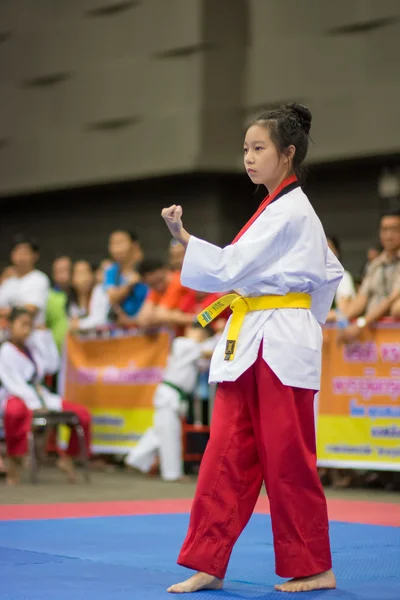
28, 430, 37, 484
75, 424, 90, 483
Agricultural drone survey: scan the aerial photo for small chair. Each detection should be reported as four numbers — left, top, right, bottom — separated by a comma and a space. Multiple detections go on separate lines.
181, 380, 215, 464
182, 421, 210, 463
30, 411, 90, 484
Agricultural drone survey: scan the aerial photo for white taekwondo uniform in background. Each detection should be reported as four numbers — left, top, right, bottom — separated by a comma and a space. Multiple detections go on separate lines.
0, 330, 61, 412
0, 330, 91, 458
125, 334, 220, 481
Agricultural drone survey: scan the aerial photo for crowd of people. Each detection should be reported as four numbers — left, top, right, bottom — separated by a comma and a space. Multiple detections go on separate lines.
0, 207, 399, 486
0, 230, 222, 348
325, 209, 400, 337
0, 229, 228, 484
324, 209, 400, 490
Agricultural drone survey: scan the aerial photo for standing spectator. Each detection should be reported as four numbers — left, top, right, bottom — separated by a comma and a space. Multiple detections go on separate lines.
0, 235, 49, 326
46, 256, 72, 352
52, 256, 72, 293
104, 230, 148, 322
339, 210, 400, 342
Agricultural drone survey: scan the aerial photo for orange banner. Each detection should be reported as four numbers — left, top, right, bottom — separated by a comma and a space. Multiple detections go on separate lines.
62, 330, 170, 453
317, 324, 400, 471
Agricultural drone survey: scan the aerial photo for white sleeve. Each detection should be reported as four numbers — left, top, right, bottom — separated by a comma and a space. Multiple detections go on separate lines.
335, 270, 356, 301
78, 285, 110, 330
0, 345, 42, 410
310, 247, 344, 324
181, 212, 288, 293
26, 274, 50, 310
28, 330, 60, 374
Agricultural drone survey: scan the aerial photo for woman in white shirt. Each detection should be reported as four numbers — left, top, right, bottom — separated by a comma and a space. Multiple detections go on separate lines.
161, 104, 342, 594
0, 307, 91, 485
68, 260, 109, 331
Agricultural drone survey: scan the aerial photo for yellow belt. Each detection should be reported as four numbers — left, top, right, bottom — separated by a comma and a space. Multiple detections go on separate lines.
197, 292, 312, 361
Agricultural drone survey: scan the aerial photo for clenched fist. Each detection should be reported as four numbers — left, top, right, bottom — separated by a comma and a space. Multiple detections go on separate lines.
161, 205, 190, 245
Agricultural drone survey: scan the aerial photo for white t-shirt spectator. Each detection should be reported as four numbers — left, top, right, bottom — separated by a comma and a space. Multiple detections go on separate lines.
74, 284, 110, 330
0, 270, 50, 326
68, 284, 110, 328
335, 270, 356, 305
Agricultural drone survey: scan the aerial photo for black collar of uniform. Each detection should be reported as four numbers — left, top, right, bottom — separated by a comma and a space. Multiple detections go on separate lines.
267, 180, 301, 207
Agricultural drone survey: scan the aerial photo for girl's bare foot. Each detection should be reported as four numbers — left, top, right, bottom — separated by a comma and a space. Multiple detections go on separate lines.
275, 569, 336, 593
57, 456, 77, 483
167, 572, 223, 593
6, 456, 21, 485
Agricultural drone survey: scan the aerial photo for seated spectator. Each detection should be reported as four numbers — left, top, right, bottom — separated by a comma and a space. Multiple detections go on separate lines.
132, 259, 194, 329
68, 260, 109, 330
326, 235, 356, 321
360, 242, 382, 279
104, 230, 148, 322
46, 256, 72, 352
125, 322, 219, 481
168, 239, 186, 271
0, 307, 91, 485
0, 235, 50, 326
339, 210, 400, 342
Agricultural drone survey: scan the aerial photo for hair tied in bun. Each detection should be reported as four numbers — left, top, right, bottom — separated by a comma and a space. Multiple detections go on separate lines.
287, 103, 312, 135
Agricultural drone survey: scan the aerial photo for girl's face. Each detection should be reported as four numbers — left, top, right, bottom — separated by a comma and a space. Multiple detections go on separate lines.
72, 261, 94, 293
244, 124, 294, 188
10, 313, 33, 343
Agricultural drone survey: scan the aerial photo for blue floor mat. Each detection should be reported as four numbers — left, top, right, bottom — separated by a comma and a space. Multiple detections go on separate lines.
0, 514, 399, 599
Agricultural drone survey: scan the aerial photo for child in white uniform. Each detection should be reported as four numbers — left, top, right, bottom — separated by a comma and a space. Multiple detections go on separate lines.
0, 307, 91, 485
125, 323, 219, 481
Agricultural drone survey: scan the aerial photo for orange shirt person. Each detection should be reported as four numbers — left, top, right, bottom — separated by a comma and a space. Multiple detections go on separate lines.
120, 259, 195, 330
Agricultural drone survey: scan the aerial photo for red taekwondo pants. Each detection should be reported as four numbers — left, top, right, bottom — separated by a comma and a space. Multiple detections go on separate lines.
4, 397, 91, 458
177, 347, 332, 579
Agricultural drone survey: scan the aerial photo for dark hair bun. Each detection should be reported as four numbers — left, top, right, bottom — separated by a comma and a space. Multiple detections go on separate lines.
287, 103, 312, 135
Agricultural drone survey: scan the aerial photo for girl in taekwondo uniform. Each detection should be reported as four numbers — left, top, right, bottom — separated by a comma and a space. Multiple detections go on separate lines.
161, 104, 344, 594
0, 307, 91, 485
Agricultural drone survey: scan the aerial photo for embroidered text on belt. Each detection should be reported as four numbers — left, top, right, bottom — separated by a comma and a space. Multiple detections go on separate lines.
197, 292, 312, 361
